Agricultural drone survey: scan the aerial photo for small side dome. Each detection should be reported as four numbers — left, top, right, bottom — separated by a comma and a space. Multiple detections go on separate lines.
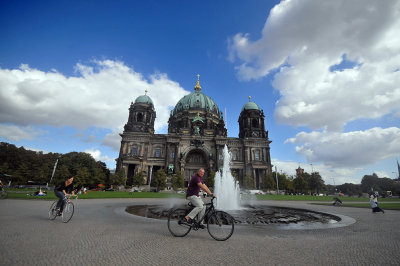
135, 95, 153, 105
241, 101, 260, 111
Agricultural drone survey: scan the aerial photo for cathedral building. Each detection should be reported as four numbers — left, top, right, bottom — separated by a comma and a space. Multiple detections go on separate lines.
116, 76, 272, 189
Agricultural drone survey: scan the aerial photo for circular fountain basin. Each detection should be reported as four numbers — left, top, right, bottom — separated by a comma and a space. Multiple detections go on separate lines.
125, 204, 349, 230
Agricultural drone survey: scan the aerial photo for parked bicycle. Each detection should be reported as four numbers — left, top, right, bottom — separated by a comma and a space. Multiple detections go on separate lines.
49, 194, 77, 223
168, 197, 235, 241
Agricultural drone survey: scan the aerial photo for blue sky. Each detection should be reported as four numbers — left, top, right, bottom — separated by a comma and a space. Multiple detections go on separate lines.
1, 0, 399, 185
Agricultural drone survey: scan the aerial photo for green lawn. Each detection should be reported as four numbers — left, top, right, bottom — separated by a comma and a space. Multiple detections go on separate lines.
3, 189, 399, 203
4, 190, 186, 200
311, 202, 400, 210
254, 194, 399, 202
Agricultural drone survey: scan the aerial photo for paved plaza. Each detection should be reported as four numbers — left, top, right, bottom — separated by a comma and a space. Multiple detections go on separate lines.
0, 198, 399, 265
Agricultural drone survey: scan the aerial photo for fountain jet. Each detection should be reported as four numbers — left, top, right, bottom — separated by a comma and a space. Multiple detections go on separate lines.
214, 145, 241, 210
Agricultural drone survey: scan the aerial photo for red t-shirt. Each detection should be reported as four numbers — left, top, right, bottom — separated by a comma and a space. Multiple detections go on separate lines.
186, 174, 204, 198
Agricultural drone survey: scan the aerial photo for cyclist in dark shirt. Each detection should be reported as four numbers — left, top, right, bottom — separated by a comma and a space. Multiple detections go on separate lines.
185, 168, 214, 228
54, 177, 75, 215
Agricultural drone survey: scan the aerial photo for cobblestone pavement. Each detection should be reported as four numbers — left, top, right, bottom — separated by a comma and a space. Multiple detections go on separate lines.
1, 198, 399, 266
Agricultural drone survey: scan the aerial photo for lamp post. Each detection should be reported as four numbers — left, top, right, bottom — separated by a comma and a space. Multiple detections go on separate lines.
310, 163, 313, 174
148, 165, 153, 192
275, 166, 279, 195
49, 156, 60, 187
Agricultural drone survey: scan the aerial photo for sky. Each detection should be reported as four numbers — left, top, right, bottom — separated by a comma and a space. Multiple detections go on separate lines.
1, 0, 400, 185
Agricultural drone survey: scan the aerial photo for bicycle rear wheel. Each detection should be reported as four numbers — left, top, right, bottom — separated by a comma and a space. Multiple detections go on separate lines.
49, 201, 58, 220
61, 202, 74, 223
207, 211, 235, 241
167, 208, 192, 237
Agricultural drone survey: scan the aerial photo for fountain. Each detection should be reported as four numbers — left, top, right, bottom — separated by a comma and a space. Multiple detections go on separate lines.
213, 145, 241, 210
125, 147, 345, 229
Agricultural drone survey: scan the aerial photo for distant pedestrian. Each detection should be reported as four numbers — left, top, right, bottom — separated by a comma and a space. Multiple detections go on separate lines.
370, 193, 384, 213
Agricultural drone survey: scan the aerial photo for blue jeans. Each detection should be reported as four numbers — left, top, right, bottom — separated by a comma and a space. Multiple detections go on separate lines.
54, 190, 66, 210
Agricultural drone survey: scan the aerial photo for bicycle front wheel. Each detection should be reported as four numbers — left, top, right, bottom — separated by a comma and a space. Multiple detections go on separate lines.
167, 208, 191, 237
49, 201, 57, 220
61, 202, 74, 223
207, 211, 235, 241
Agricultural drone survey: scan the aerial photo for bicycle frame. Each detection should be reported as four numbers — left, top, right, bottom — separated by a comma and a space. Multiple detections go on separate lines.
188, 197, 217, 226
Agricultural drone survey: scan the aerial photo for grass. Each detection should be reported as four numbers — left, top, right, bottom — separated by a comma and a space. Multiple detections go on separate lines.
311, 202, 400, 210
4, 189, 399, 203
254, 194, 399, 202
4, 190, 186, 200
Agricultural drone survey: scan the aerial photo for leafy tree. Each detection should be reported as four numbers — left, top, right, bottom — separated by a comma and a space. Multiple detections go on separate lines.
361, 173, 379, 193
205, 170, 215, 188
261, 173, 276, 190
132, 171, 146, 187
151, 169, 167, 191
171, 171, 184, 190
112, 169, 126, 186
243, 174, 255, 189
76, 167, 91, 187
337, 183, 362, 197
309, 172, 325, 194
293, 174, 308, 194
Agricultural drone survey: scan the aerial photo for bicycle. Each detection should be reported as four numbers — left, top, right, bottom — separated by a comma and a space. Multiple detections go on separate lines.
49, 194, 77, 223
167, 197, 235, 241
0, 189, 7, 199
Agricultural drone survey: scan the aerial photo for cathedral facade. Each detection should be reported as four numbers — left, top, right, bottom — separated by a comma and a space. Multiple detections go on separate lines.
116, 77, 272, 189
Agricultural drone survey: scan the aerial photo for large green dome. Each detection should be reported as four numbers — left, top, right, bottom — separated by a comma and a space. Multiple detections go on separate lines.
241, 101, 260, 111
135, 95, 153, 105
172, 80, 223, 118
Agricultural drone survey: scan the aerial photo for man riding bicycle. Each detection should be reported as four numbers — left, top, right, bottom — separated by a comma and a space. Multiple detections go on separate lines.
185, 168, 214, 228
54, 177, 75, 215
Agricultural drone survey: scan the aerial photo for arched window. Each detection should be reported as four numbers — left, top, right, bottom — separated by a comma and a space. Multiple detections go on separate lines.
131, 147, 137, 156
137, 113, 143, 122
252, 118, 259, 128
155, 148, 161, 158
232, 151, 238, 161
254, 150, 260, 161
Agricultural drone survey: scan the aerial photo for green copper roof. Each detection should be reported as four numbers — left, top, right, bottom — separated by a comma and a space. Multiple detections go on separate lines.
173, 91, 223, 118
135, 95, 153, 105
241, 101, 260, 111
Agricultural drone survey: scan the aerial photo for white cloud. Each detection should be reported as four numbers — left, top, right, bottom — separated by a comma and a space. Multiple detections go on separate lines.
0, 124, 43, 141
286, 127, 400, 168
0, 60, 189, 148
228, 0, 400, 131
272, 159, 362, 185
84, 148, 114, 163
229, 0, 400, 171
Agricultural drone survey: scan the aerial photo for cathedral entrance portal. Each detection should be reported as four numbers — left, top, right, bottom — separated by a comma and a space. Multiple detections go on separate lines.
184, 149, 208, 186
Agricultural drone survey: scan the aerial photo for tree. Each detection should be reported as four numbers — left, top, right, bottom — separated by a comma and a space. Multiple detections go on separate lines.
361, 173, 379, 193
243, 174, 255, 189
261, 173, 276, 190
205, 171, 215, 188
293, 174, 308, 194
171, 171, 184, 190
309, 172, 325, 194
337, 183, 362, 197
151, 169, 167, 191
112, 169, 126, 186
132, 172, 145, 187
